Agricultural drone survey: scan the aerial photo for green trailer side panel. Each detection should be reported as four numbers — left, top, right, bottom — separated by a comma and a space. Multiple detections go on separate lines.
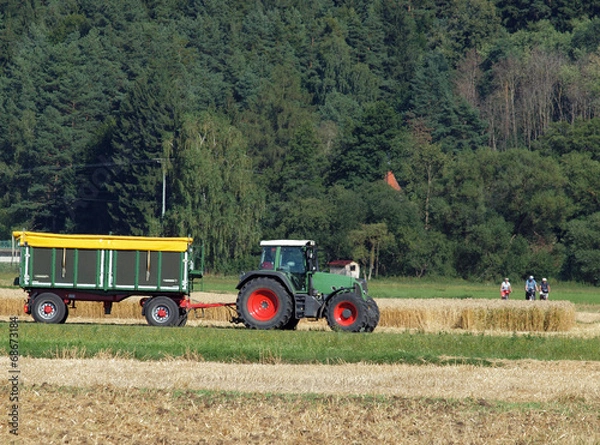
30, 248, 53, 286
161, 251, 183, 290
113, 251, 137, 288
109, 250, 187, 292
18, 243, 191, 295
137, 251, 159, 288
77, 249, 99, 287
53, 248, 76, 286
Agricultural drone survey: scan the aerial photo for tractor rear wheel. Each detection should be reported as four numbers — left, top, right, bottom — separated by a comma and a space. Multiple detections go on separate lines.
236, 278, 293, 329
365, 297, 380, 332
144, 296, 179, 327
325, 292, 369, 332
31, 292, 68, 324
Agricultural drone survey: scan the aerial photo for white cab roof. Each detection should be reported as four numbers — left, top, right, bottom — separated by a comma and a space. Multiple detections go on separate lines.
260, 240, 315, 247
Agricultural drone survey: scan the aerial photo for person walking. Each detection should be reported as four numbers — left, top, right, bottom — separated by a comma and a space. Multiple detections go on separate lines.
525, 276, 537, 301
500, 278, 512, 300
539, 278, 551, 300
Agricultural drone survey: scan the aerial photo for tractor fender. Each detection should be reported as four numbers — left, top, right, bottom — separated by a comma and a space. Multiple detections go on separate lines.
319, 282, 369, 317
318, 283, 363, 319
323, 282, 366, 302
236, 271, 295, 296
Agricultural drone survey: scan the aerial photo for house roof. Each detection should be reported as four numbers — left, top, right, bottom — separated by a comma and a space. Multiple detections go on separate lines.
385, 170, 401, 191
328, 260, 357, 267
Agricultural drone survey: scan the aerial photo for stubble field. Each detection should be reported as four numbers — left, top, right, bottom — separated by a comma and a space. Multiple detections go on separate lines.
1, 288, 599, 444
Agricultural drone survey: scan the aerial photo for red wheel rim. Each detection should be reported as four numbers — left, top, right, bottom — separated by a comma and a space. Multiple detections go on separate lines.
157, 308, 168, 319
247, 288, 279, 321
152, 305, 170, 322
333, 300, 357, 326
38, 302, 57, 319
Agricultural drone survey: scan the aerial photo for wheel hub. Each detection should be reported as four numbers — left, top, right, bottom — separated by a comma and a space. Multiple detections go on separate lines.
333, 300, 358, 326
154, 307, 169, 320
157, 308, 167, 318
247, 288, 279, 322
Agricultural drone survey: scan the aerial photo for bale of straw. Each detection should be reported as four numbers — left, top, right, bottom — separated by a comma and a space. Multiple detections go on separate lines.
379, 299, 575, 332
0, 294, 576, 332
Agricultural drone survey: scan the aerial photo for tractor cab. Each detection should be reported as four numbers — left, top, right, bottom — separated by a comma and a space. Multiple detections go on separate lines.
258, 240, 315, 290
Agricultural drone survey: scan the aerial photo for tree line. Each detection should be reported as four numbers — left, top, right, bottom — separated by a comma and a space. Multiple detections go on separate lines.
2, 0, 600, 283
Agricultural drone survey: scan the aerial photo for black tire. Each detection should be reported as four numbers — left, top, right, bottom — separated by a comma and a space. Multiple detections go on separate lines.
144, 296, 180, 327
236, 277, 293, 329
31, 292, 67, 324
59, 305, 70, 324
325, 292, 369, 332
178, 309, 189, 327
365, 297, 380, 332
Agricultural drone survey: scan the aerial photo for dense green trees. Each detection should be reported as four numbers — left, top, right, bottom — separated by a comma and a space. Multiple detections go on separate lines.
2, 0, 600, 282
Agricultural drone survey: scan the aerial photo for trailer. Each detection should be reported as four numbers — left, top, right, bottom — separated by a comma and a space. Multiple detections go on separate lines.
12, 231, 234, 326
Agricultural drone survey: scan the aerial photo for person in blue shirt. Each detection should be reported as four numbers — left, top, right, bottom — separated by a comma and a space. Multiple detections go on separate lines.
524, 276, 538, 300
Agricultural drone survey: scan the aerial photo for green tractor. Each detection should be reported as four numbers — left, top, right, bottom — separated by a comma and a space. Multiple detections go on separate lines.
234, 240, 379, 332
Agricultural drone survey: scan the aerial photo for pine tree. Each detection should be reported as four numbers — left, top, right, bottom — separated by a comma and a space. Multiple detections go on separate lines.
329, 101, 402, 189
107, 72, 177, 236
409, 51, 487, 153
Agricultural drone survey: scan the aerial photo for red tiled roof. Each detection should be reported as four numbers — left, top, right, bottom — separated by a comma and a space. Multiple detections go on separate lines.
328, 260, 355, 266
385, 171, 401, 191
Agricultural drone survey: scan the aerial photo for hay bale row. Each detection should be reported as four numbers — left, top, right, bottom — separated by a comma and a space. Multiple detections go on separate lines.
0, 297, 576, 332
378, 299, 575, 332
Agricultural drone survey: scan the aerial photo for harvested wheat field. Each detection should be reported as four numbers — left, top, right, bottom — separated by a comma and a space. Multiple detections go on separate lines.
1, 357, 600, 444
1, 289, 600, 444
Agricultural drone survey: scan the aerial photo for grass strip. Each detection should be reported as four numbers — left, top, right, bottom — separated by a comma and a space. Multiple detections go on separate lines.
2, 322, 599, 364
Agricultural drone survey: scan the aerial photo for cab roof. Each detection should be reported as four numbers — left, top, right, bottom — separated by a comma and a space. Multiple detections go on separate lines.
260, 240, 315, 247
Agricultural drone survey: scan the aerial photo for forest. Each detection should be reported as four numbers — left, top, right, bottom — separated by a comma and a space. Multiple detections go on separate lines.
2, 0, 600, 282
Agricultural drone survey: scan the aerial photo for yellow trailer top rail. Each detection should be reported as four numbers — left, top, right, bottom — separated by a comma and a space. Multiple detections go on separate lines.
12, 231, 193, 252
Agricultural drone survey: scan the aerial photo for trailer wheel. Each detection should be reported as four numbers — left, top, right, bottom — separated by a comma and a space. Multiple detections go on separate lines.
325, 292, 369, 332
365, 297, 380, 332
59, 305, 70, 324
177, 309, 189, 327
236, 278, 293, 329
144, 297, 179, 327
31, 292, 68, 324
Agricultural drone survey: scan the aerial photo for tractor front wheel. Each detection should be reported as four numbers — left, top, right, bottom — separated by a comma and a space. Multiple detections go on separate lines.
325, 292, 369, 332
365, 297, 380, 332
236, 278, 293, 329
